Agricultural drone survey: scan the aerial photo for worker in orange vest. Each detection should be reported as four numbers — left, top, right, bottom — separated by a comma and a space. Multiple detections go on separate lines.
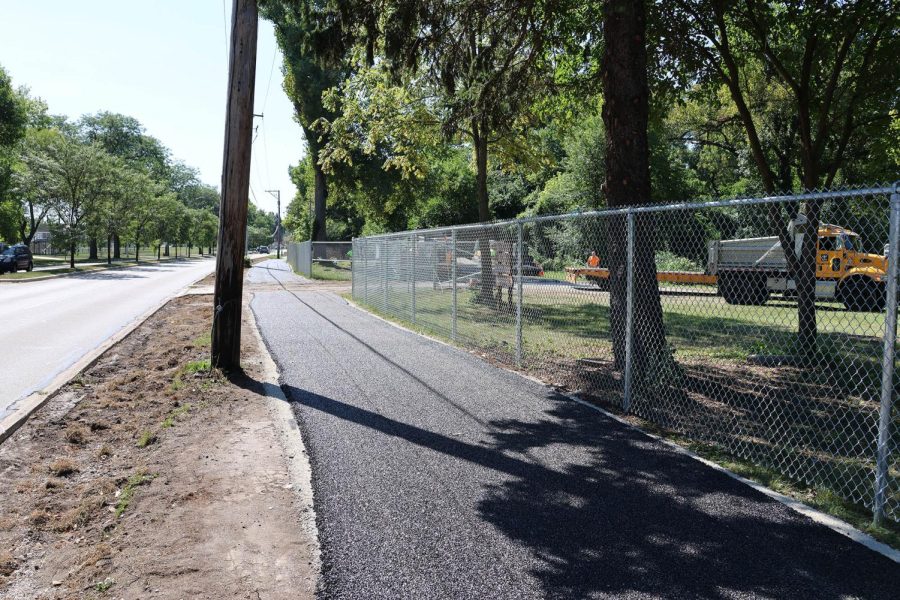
587, 251, 600, 268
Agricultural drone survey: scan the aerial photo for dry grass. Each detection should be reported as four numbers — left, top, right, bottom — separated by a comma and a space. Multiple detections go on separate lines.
64, 424, 90, 445
0, 551, 16, 577
27, 510, 49, 527
48, 458, 79, 477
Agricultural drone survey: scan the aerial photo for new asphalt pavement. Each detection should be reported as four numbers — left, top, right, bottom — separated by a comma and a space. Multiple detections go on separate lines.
250, 259, 898, 599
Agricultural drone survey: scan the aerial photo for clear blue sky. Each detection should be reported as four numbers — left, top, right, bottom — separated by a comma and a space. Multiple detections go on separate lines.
0, 0, 304, 216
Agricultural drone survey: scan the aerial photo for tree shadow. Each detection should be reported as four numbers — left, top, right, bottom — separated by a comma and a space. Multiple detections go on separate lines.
281, 383, 898, 599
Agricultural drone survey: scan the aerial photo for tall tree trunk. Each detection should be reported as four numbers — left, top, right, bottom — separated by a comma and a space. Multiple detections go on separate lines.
88, 238, 98, 260
312, 159, 328, 241
69, 243, 76, 269
164, 242, 170, 257
113, 234, 121, 259
473, 127, 495, 303
107, 235, 112, 266
795, 164, 822, 359
135, 243, 140, 263
602, 0, 666, 374
158, 243, 162, 261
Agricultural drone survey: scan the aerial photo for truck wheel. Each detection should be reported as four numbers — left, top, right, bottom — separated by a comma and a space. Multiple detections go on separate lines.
839, 277, 885, 312
720, 272, 769, 305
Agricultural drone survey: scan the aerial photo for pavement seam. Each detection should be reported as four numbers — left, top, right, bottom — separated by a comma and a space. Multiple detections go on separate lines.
0, 265, 213, 446
342, 295, 900, 565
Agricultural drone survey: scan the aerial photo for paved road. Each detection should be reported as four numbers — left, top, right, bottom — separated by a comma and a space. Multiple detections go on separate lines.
250, 261, 897, 599
0, 258, 214, 417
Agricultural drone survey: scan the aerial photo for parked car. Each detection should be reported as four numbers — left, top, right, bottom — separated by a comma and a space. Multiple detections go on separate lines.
257, 245, 270, 254
0, 244, 34, 274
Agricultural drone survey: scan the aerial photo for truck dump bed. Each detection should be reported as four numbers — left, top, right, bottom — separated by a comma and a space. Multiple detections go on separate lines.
708, 236, 787, 274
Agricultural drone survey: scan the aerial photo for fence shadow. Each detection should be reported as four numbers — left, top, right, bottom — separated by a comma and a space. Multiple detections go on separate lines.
280, 382, 896, 598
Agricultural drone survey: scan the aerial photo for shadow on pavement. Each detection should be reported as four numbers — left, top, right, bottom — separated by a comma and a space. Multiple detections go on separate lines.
281, 382, 898, 599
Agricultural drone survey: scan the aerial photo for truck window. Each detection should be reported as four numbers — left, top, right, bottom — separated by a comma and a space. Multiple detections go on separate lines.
819, 236, 838, 251
842, 234, 858, 252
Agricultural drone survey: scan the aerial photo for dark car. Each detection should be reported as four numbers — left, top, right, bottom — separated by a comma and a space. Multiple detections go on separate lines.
257, 245, 269, 254
0, 244, 34, 274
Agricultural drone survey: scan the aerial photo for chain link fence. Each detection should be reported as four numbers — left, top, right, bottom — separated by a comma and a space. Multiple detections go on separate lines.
286, 241, 353, 280
352, 185, 900, 525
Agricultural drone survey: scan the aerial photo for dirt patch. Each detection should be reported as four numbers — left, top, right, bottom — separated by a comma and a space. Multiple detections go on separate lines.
0, 295, 316, 599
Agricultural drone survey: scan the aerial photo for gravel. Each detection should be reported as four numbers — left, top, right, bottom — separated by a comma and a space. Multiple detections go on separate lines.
250, 262, 898, 599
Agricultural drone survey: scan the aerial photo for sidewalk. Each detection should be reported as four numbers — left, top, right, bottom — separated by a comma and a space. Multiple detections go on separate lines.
251, 262, 898, 599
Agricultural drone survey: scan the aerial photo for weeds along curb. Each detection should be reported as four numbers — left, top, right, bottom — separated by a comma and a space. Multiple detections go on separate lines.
0, 269, 214, 446
341, 295, 900, 565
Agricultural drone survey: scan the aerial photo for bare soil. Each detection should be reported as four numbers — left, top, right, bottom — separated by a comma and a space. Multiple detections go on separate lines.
0, 295, 316, 599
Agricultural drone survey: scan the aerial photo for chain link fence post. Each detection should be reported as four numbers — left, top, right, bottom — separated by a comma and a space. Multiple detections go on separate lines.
874, 189, 900, 526
382, 239, 389, 311
411, 233, 417, 324
623, 208, 636, 413
452, 228, 458, 341
516, 222, 523, 367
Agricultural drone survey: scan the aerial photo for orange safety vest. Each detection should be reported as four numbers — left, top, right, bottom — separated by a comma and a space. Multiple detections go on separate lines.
587, 255, 600, 268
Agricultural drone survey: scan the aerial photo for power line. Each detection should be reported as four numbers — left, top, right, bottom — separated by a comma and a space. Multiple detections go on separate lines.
222, 0, 229, 58
262, 45, 278, 113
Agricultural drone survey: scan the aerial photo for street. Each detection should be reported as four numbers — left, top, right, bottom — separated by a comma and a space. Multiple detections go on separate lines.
0, 258, 214, 418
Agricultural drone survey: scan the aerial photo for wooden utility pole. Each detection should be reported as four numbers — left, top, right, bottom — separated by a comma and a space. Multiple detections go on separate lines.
212, 0, 258, 371
266, 189, 281, 259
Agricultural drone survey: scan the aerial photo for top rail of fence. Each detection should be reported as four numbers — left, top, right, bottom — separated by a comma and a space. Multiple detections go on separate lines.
354, 184, 899, 241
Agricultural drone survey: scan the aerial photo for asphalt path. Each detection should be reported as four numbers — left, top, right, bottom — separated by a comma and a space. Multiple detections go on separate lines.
0, 258, 214, 417
250, 260, 898, 599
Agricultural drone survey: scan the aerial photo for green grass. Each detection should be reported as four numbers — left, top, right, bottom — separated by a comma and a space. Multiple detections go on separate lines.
170, 359, 212, 391
115, 472, 155, 518
192, 331, 212, 348
162, 403, 192, 428
312, 261, 352, 281
136, 430, 157, 448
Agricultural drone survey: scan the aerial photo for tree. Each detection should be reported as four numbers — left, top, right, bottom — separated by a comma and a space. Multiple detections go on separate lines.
665, 0, 899, 356
313, 0, 571, 300
43, 135, 115, 268
77, 111, 170, 258
261, 0, 344, 241
127, 172, 169, 263
603, 0, 667, 377
95, 157, 136, 264
0, 64, 27, 242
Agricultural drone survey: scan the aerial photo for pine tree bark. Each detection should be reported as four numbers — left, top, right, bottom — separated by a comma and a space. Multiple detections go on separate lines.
602, 0, 666, 373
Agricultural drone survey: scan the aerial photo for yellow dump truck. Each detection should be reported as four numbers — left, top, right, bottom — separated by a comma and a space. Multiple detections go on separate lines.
710, 224, 888, 310
565, 224, 888, 311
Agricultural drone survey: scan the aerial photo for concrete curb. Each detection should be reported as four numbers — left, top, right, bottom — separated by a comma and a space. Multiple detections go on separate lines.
247, 297, 322, 595
342, 295, 900, 565
0, 267, 214, 446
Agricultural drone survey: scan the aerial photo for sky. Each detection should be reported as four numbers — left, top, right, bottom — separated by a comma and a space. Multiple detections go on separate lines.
0, 0, 304, 216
